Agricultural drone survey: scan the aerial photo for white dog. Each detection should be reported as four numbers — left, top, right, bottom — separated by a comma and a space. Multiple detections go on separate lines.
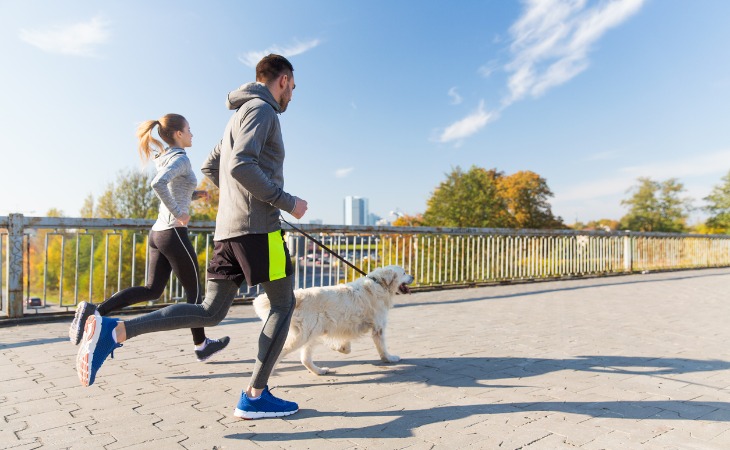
253, 265, 414, 375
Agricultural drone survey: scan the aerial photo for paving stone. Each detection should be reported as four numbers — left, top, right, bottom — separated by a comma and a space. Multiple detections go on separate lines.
2, 268, 730, 448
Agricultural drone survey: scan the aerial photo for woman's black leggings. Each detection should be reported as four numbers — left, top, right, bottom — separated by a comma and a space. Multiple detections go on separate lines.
96, 227, 206, 345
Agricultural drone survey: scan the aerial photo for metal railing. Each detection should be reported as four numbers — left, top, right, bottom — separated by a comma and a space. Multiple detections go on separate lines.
2, 214, 730, 318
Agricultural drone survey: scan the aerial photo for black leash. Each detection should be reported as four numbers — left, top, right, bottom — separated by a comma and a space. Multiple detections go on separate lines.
280, 216, 367, 277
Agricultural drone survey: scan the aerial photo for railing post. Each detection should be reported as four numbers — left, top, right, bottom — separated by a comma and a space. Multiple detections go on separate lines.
4, 213, 24, 318
623, 232, 633, 273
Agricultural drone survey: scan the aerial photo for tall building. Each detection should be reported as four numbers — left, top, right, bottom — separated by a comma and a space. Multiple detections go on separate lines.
343, 196, 369, 225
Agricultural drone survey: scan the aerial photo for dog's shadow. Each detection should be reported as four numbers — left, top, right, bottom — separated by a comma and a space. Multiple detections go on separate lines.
285, 354, 730, 389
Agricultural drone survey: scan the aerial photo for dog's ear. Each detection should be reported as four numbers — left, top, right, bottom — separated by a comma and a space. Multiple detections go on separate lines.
380, 268, 401, 292
368, 267, 397, 291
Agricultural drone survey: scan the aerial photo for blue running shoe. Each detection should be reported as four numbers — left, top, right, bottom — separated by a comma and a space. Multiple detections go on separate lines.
234, 386, 299, 419
76, 311, 122, 387
69, 301, 97, 345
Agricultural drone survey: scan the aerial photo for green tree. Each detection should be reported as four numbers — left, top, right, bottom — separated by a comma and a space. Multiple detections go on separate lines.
115, 168, 159, 219
619, 177, 692, 232
80, 194, 94, 218
703, 170, 730, 233
570, 219, 619, 231
423, 166, 513, 228
95, 184, 120, 219
94, 169, 159, 219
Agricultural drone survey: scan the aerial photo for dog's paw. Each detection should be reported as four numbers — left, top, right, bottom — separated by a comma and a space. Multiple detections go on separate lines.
382, 354, 400, 363
337, 343, 351, 354
312, 366, 330, 375
327, 340, 351, 354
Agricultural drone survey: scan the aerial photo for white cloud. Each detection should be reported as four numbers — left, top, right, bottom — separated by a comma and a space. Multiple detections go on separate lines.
335, 167, 354, 178
555, 149, 730, 202
239, 38, 321, 67
437, 100, 496, 144
504, 0, 645, 105
19, 16, 110, 57
434, 0, 644, 144
448, 87, 463, 105
478, 60, 499, 78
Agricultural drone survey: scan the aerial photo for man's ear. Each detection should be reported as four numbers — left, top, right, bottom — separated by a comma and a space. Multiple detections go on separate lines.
279, 74, 289, 89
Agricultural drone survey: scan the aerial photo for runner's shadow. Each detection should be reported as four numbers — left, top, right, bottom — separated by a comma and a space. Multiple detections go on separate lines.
225, 401, 730, 442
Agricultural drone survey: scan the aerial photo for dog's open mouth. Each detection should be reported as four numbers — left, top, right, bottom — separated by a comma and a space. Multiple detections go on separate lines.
398, 283, 411, 294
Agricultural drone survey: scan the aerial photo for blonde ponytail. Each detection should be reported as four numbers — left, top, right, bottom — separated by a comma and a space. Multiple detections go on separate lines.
135, 114, 188, 163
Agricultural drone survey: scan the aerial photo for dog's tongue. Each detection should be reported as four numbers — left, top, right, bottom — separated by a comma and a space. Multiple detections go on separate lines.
398, 283, 411, 294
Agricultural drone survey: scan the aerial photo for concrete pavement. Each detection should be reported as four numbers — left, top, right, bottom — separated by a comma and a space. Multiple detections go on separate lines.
2, 268, 730, 449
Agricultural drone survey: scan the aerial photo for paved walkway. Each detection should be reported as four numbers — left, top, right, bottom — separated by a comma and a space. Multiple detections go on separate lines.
2, 268, 730, 449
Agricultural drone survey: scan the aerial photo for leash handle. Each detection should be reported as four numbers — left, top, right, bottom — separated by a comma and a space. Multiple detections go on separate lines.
280, 217, 368, 277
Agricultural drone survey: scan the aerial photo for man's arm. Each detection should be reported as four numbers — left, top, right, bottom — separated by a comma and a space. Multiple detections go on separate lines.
201, 140, 222, 187
229, 105, 297, 213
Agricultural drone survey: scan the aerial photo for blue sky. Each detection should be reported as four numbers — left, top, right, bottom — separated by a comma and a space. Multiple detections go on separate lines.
2, 0, 730, 226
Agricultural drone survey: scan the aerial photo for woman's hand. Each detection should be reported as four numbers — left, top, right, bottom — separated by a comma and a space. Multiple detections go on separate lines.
176, 213, 191, 227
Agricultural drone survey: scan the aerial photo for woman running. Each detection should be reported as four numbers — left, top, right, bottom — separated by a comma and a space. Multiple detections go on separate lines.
69, 113, 229, 362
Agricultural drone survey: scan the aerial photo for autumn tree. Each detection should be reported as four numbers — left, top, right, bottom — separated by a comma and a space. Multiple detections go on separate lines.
190, 177, 219, 221
496, 170, 564, 229
571, 219, 619, 231
703, 170, 730, 233
422, 166, 513, 228
392, 213, 424, 227
619, 177, 692, 232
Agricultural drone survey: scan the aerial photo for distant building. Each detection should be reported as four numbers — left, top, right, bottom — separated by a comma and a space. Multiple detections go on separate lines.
344, 196, 369, 225
309, 219, 323, 225
368, 213, 382, 226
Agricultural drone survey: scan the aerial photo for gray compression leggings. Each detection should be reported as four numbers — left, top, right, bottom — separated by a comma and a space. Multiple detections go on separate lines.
124, 275, 295, 389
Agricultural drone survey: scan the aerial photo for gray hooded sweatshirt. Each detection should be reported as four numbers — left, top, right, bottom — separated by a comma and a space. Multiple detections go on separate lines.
151, 148, 197, 231
201, 82, 296, 240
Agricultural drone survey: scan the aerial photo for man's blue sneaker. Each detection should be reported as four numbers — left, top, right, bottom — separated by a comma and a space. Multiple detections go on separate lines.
234, 386, 299, 419
76, 311, 122, 386
69, 301, 97, 345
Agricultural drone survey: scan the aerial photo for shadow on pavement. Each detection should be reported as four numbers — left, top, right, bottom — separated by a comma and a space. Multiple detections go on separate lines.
217, 354, 730, 441
399, 270, 730, 309
287, 355, 730, 389
0, 336, 68, 349
226, 400, 730, 442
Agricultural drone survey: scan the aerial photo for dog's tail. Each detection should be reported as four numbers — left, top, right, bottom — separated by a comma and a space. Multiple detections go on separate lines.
252, 293, 271, 321
252, 291, 302, 321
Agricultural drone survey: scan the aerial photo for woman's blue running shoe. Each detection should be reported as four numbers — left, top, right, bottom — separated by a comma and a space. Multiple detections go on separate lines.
69, 301, 97, 345
76, 311, 122, 386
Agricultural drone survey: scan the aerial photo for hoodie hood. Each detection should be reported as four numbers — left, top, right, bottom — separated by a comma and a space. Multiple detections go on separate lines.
154, 148, 186, 169
226, 82, 281, 113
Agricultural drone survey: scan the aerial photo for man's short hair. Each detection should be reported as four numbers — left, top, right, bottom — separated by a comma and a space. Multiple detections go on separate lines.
256, 54, 294, 83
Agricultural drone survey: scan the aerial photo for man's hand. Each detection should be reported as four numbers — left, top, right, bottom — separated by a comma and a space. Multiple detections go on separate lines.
192, 190, 209, 201
290, 197, 308, 219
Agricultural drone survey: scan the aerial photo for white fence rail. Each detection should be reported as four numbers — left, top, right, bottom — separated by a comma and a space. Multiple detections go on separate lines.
2, 214, 729, 318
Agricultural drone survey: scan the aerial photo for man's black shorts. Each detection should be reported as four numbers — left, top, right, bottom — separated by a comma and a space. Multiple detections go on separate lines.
206, 230, 293, 287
